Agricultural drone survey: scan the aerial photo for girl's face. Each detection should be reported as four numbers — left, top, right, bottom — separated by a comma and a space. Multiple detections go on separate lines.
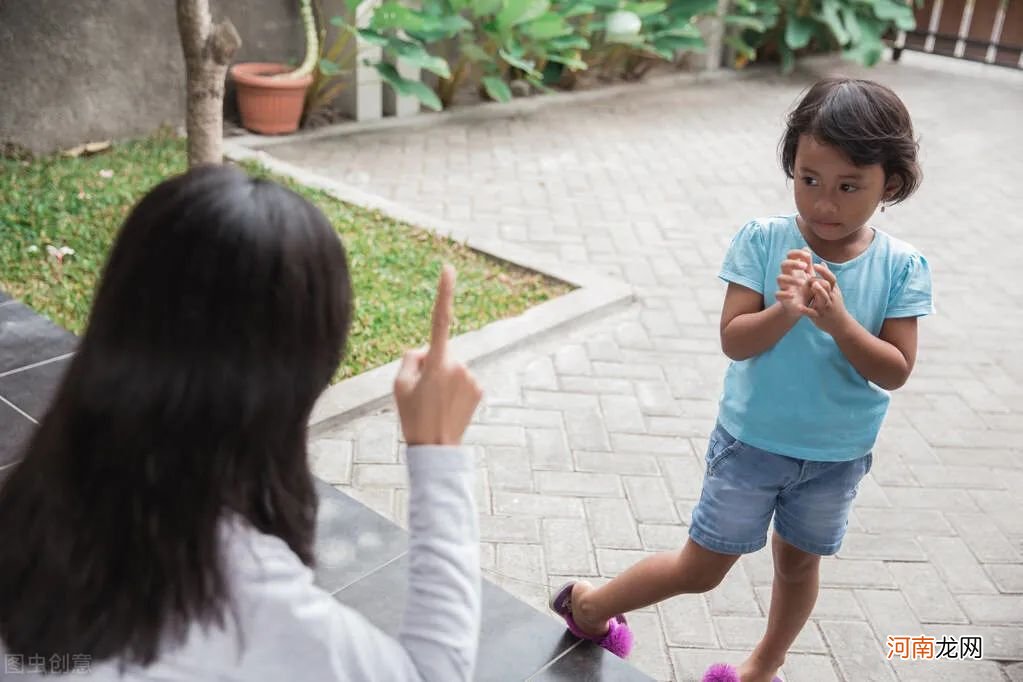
793, 134, 890, 243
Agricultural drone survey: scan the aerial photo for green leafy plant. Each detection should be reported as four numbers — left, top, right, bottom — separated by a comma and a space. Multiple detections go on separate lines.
415, 0, 588, 107
362, 0, 472, 109
553, 0, 713, 82
309, 0, 463, 113
309, 0, 721, 113
725, 0, 916, 73
418, 0, 715, 103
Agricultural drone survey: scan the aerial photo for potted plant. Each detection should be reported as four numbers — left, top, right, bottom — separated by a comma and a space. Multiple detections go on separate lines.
230, 0, 319, 134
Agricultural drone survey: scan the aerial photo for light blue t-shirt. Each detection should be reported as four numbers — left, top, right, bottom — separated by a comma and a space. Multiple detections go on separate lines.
717, 214, 934, 462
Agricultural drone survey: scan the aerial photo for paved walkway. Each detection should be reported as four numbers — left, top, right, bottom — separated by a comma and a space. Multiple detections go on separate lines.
283, 54, 1023, 681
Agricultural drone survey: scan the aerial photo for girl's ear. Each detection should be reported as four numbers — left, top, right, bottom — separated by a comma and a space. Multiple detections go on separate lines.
883, 175, 903, 201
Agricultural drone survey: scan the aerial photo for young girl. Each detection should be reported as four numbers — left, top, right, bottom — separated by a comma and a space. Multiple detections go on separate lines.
550, 78, 934, 682
0, 165, 483, 680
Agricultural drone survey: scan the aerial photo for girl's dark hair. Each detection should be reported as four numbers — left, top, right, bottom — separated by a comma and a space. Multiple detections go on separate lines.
781, 78, 921, 204
0, 165, 352, 670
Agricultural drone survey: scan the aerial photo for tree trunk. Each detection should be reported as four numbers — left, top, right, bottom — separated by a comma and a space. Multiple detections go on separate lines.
176, 0, 241, 167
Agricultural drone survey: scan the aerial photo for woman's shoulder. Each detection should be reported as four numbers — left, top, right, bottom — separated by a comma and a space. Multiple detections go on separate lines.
214, 517, 394, 680
219, 515, 312, 587
218, 516, 332, 636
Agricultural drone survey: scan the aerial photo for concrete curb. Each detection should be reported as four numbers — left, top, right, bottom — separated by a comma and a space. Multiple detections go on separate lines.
223, 141, 634, 436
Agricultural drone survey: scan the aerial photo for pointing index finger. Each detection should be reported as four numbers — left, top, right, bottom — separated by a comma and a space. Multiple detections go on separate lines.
427, 264, 455, 365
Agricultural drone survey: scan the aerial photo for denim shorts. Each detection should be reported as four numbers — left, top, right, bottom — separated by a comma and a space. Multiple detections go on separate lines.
689, 424, 872, 556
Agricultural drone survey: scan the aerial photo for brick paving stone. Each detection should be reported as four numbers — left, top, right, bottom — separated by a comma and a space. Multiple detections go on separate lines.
625, 475, 681, 524
639, 523, 690, 552
627, 609, 676, 681
575, 450, 660, 475
886, 563, 970, 624
600, 394, 647, 433
819, 620, 898, 681
985, 563, 1023, 594
922, 537, 1000, 594
714, 616, 827, 654
486, 446, 534, 492
308, 438, 353, 485
585, 497, 643, 550
838, 533, 929, 562
945, 512, 1022, 563
756, 586, 865, 621
780, 654, 842, 682
536, 470, 622, 497
479, 514, 540, 544
596, 547, 656, 575
955, 594, 1023, 625
659, 594, 718, 649
542, 518, 598, 576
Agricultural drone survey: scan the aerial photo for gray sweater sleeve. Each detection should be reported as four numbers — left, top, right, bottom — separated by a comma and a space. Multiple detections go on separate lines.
399, 445, 481, 680
230, 444, 480, 682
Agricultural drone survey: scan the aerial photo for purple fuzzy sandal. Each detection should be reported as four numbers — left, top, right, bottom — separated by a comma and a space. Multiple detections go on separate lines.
703, 662, 782, 682
548, 581, 634, 658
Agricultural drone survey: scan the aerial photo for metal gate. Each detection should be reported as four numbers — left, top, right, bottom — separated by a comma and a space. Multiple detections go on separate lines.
893, 0, 1023, 68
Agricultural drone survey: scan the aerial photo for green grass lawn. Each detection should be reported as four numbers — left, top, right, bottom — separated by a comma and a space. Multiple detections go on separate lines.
0, 133, 570, 381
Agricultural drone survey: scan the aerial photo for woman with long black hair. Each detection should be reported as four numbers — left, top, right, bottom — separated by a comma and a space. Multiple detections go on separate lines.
0, 165, 482, 681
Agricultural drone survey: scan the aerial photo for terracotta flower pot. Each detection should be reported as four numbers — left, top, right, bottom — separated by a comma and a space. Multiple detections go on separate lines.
230, 63, 313, 135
